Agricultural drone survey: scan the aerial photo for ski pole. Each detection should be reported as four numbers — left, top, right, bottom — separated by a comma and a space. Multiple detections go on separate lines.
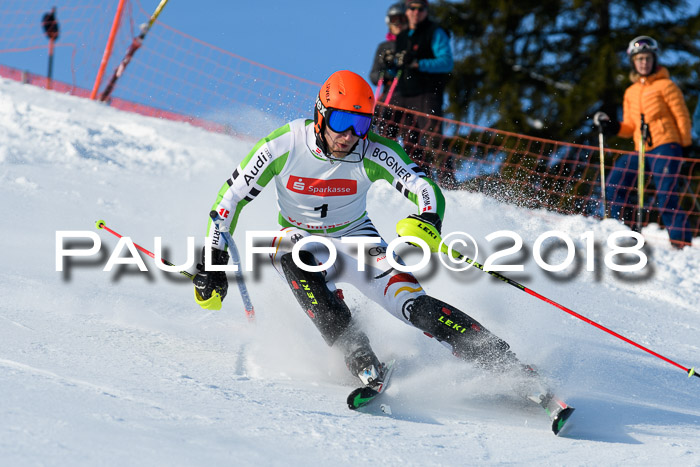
396, 218, 700, 380
375, 72, 384, 100
209, 211, 255, 322
99, 0, 170, 102
95, 219, 195, 279
96, 219, 255, 322
443, 242, 698, 379
384, 70, 402, 104
598, 127, 607, 219
638, 114, 648, 232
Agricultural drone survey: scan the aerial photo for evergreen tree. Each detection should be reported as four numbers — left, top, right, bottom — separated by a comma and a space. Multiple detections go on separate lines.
432, 0, 700, 148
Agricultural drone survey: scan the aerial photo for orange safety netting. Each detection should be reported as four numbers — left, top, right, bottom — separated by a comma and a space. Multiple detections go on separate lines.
0, 0, 134, 91
374, 104, 699, 244
1, 0, 697, 245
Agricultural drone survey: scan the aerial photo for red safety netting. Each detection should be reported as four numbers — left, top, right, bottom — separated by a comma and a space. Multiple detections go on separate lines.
0, 0, 697, 246
0, 0, 134, 91
373, 104, 699, 245
0, 0, 320, 135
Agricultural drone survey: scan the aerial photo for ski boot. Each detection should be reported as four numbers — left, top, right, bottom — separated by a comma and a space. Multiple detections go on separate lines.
345, 346, 386, 387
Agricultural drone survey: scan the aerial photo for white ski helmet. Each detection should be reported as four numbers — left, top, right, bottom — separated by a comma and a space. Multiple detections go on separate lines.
626, 36, 659, 75
626, 36, 658, 57
385, 2, 406, 25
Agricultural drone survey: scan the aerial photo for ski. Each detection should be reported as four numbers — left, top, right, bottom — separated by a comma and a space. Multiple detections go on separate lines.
551, 406, 575, 436
347, 359, 396, 410
346, 359, 573, 433
529, 392, 575, 435
517, 364, 575, 435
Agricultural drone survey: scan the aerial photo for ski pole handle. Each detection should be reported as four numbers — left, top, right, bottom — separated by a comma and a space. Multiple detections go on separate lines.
209, 211, 255, 322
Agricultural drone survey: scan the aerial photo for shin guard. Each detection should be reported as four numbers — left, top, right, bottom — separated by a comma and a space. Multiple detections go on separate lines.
281, 251, 381, 378
281, 251, 352, 346
404, 295, 519, 370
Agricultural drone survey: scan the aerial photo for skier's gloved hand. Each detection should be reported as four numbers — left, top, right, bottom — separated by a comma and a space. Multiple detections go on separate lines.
193, 247, 229, 310
396, 213, 443, 253
414, 212, 442, 235
592, 111, 620, 137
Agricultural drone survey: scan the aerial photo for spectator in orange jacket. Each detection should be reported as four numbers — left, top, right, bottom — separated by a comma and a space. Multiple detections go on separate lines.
594, 36, 693, 249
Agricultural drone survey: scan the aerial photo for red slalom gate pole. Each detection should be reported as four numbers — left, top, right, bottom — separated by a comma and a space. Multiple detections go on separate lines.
99, 0, 171, 102
90, 0, 127, 100
438, 241, 699, 380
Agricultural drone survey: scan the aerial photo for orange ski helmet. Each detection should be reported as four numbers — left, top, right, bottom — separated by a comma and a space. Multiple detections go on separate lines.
314, 70, 375, 160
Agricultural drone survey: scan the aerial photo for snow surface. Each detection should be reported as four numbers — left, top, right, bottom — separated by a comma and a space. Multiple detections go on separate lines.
1, 77, 700, 466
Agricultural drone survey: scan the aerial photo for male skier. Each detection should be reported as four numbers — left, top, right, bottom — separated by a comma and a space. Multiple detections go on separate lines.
194, 70, 536, 393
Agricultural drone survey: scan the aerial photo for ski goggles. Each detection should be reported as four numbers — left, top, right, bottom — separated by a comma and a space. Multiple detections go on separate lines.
327, 109, 373, 138
387, 14, 407, 25
627, 37, 658, 56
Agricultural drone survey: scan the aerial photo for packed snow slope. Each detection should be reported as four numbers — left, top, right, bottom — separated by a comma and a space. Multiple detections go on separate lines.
1, 78, 700, 466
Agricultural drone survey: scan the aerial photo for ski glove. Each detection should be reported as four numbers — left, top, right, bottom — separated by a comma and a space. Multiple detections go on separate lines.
413, 212, 442, 235
593, 111, 620, 137
193, 247, 229, 310
396, 213, 444, 253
